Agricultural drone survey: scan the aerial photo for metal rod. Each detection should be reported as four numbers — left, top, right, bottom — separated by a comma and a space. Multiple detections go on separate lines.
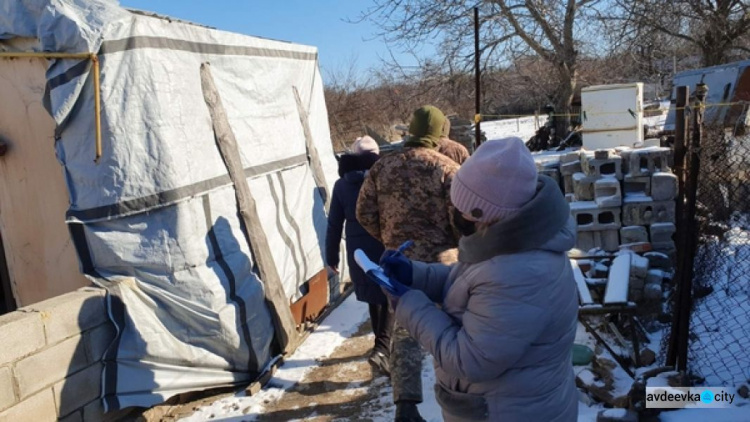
92, 55, 102, 163
579, 317, 635, 379
473, 6, 481, 149
0, 51, 92, 59
0, 51, 103, 164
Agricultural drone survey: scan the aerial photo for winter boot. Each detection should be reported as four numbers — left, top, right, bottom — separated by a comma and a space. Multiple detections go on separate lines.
394, 400, 425, 422
368, 350, 390, 375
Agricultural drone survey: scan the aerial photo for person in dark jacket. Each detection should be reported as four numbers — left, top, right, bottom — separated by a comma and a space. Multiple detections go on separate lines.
378, 137, 578, 422
326, 136, 391, 374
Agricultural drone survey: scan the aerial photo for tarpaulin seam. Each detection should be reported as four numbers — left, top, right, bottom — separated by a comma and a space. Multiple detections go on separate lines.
65, 155, 307, 222
274, 171, 309, 282
265, 174, 302, 290
100, 36, 317, 60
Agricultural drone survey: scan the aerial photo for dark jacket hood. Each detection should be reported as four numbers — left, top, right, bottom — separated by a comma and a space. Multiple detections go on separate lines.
338, 152, 379, 178
458, 175, 573, 263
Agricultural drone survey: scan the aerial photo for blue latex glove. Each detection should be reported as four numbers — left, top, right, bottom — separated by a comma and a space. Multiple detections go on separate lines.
379, 240, 414, 287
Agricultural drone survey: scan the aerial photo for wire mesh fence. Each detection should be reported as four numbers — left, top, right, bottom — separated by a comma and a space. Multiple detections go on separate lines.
684, 126, 750, 386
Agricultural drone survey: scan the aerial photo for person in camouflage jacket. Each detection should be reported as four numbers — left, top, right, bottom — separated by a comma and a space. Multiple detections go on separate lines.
437, 118, 470, 165
356, 105, 460, 422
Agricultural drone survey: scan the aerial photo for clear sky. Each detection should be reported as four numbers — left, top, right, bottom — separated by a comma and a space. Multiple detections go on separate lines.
118, 0, 421, 84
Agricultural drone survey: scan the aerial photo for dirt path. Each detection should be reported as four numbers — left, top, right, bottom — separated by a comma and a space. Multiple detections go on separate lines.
255, 320, 394, 421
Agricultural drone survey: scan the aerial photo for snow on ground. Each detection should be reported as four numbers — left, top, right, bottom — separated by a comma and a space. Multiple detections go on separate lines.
688, 215, 750, 386
481, 115, 548, 142
181, 282, 749, 421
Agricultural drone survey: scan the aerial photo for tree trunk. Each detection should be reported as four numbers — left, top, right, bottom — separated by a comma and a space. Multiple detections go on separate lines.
554, 65, 576, 139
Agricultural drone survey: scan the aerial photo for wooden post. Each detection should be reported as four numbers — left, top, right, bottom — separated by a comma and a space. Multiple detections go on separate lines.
666, 86, 689, 367
200, 62, 298, 354
676, 83, 707, 372
293, 87, 330, 212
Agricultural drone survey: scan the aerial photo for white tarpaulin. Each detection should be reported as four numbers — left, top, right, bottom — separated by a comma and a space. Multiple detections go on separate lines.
0, 0, 339, 410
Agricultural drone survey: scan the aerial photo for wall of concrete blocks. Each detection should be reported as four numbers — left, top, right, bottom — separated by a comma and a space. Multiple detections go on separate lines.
0, 287, 114, 421
537, 146, 678, 313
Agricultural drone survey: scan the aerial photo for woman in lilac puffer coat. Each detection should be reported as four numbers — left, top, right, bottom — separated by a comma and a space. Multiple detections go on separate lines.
382, 138, 578, 422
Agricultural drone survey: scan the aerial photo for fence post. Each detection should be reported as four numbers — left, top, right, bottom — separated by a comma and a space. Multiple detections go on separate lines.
676, 83, 707, 372
666, 86, 689, 367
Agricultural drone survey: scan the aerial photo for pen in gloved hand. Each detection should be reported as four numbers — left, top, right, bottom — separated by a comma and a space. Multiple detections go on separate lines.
396, 240, 414, 255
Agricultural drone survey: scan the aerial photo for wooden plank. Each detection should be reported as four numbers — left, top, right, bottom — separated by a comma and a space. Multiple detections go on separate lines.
0, 57, 88, 306
292, 86, 329, 212
603, 254, 631, 304
200, 62, 298, 354
571, 259, 593, 305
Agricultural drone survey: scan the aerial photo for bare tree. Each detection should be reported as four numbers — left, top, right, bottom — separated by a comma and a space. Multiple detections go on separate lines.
362, 0, 608, 135
617, 0, 750, 67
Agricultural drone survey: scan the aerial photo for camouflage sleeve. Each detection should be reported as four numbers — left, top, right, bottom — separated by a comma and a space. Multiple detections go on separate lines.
356, 167, 381, 242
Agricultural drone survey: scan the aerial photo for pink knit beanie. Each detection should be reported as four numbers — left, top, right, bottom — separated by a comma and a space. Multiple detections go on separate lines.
352, 136, 379, 155
450, 137, 538, 222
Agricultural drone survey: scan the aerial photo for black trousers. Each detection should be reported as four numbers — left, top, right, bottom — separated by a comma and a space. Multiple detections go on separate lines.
368, 303, 394, 354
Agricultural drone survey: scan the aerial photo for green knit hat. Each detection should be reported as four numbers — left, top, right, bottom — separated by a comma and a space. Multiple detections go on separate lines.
406, 105, 445, 149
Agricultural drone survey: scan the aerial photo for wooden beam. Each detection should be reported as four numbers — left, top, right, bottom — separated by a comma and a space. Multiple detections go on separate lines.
293, 86, 329, 212
200, 62, 298, 354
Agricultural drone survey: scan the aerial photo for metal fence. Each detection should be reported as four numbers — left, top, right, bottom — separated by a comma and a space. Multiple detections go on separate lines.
663, 84, 750, 387
686, 128, 750, 386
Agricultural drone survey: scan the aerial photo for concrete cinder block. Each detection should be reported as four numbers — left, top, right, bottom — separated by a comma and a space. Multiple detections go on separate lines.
622, 198, 675, 226
539, 168, 561, 186
53, 363, 102, 418
563, 174, 574, 194
560, 160, 583, 176
630, 253, 650, 279
25, 288, 107, 346
582, 151, 622, 179
651, 172, 678, 201
84, 323, 116, 364
644, 283, 663, 301
620, 226, 648, 244
644, 251, 672, 270
0, 311, 45, 363
570, 202, 621, 232
561, 151, 582, 164
0, 366, 17, 412
576, 231, 596, 252
623, 175, 651, 196
600, 230, 620, 252
15, 335, 89, 399
650, 222, 676, 244
646, 269, 665, 286
621, 147, 672, 176
573, 172, 598, 201
0, 389, 57, 422
594, 178, 622, 207
630, 276, 645, 290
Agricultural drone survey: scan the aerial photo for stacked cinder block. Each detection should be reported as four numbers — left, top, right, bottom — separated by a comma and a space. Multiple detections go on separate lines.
0, 287, 114, 421
619, 147, 678, 261
566, 150, 624, 252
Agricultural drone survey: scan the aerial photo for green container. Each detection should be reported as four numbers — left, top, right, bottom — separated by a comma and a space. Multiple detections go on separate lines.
572, 344, 594, 365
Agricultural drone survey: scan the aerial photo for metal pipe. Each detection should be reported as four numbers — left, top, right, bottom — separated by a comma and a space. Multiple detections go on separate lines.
0, 51, 102, 164
473, 6, 481, 149
92, 54, 102, 163
0, 51, 92, 60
